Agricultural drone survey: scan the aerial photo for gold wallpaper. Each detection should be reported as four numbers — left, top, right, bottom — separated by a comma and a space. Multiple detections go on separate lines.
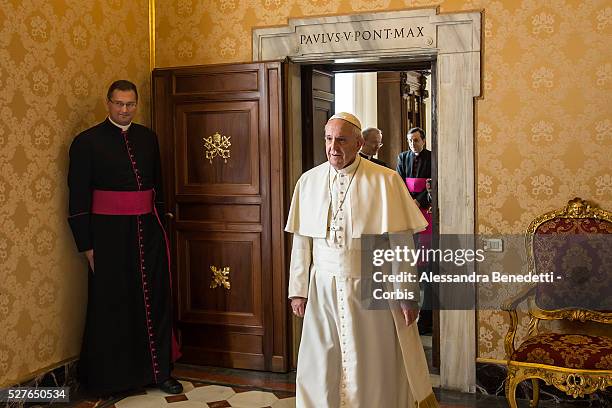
0, 0, 150, 386
1, 0, 610, 386
155, 0, 612, 361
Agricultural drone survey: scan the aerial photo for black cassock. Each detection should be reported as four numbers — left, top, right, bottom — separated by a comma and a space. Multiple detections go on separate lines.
396, 148, 432, 208
68, 119, 173, 395
359, 151, 388, 168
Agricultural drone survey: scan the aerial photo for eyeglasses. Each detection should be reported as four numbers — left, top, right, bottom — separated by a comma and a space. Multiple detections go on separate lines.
109, 99, 137, 109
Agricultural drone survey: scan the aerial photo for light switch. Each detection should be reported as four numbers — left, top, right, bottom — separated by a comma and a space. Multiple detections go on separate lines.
483, 238, 503, 252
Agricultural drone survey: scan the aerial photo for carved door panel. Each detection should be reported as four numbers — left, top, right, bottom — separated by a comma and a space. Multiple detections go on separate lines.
152, 62, 288, 372
301, 67, 335, 171
376, 71, 403, 170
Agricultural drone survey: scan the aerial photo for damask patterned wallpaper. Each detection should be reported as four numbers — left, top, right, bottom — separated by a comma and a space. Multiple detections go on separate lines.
0, 0, 150, 386
155, 0, 612, 360
1, 0, 610, 386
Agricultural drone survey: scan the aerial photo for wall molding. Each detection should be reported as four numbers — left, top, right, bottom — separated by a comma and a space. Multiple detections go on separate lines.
149, 0, 156, 70
0, 357, 77, 388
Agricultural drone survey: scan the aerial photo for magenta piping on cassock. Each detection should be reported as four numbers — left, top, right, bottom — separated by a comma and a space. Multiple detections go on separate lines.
122, 130, 161, 382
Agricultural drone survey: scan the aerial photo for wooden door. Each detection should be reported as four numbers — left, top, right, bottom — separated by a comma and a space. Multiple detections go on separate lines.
376, 72, 404, 170
301, 66, 335, 171
152, 62, 288, 372
376, 71, 428, 170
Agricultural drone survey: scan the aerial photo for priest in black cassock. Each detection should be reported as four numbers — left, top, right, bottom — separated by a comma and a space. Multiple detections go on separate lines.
359, 127, 388, 167
396, 127, 433, 334
67, 80, 182, 396
396, 127, 431, 208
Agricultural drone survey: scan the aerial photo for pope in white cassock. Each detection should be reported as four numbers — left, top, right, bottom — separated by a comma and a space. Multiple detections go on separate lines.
286, 112, 439, 408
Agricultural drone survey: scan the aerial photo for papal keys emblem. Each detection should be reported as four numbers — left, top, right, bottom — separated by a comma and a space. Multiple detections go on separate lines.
203, 132, 231, 164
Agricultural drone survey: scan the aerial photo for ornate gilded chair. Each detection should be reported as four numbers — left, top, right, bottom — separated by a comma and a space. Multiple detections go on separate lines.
503, 197, 612, 407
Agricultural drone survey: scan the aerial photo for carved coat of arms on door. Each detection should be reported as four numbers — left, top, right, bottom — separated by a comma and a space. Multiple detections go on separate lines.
203, 132, 231, 164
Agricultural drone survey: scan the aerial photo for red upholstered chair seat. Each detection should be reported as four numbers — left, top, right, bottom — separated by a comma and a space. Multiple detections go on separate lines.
512, 333, 612, 370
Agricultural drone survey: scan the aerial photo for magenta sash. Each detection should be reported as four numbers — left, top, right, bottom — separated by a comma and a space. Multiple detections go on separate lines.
405, 177, 426, 193
405, 177, 432, 236
92, 189, 153, 215
406, 178, 432, 266
91, 189, 182, 361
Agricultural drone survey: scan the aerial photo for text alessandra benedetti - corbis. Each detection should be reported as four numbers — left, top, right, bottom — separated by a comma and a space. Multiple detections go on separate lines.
372, 271, 558, 283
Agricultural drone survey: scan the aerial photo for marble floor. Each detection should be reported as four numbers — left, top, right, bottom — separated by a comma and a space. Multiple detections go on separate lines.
57, 334, 608, 408
63, 381, 292, 408
62, 364, 606, 408
65, 381, 605, 408
110, 380, 293, 408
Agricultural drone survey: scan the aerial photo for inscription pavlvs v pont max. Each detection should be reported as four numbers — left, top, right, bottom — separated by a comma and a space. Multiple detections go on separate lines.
299, 26, 426, 45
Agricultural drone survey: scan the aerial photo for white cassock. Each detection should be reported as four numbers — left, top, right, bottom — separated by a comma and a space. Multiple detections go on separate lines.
286, 156, 439, 408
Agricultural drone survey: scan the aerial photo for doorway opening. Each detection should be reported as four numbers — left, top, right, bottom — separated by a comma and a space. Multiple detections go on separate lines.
255, 7, 480, 391
291, 60, 440, 376
302, 64, 431, 172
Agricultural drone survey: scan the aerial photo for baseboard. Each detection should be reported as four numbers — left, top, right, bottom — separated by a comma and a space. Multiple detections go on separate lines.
0, 357, 78, 388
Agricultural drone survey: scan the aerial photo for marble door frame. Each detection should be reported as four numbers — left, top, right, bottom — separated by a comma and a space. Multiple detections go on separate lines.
253, 8, 481, 392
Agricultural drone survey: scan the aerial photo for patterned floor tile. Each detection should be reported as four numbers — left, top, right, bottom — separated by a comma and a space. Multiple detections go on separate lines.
94, 367, 599, 408
228, 390, 279, 407
102, 376, 295, 408
114, 394, 168, 408
174, 365, 295, 393
231, 386, 253, 393
145, 380, 195, 397
166, 394, 189, 403
270, 397, 296, 408
71, 398, 121, 408
71, 401, 108, 408
271, 391, 294, 400
207, 401, 232, 408
162, 401, 209, 407
186, 384, 236, 403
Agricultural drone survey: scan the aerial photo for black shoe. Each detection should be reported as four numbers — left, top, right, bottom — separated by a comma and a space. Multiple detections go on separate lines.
159, 377, 183, 394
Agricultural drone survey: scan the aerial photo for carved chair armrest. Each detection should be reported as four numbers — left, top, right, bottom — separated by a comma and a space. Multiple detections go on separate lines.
502, 286, 535, 359
502, 286, 535, 312
529, 300, 612, 324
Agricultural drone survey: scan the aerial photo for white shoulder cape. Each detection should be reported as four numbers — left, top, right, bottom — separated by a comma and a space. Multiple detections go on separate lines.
285, 157, 428, 237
